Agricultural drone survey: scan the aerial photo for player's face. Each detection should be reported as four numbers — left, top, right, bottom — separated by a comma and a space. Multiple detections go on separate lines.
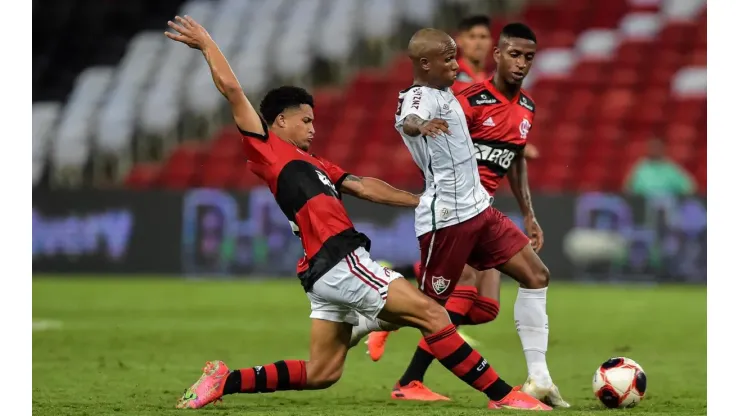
425, 41, 459, 88
493, 37, 537, 85
457, 26, 492, 64
278, 104, 315, 151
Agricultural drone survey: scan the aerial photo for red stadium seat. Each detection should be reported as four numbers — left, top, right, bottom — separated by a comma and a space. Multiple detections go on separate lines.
123, 0, 705, 194
124, 163, 160, 189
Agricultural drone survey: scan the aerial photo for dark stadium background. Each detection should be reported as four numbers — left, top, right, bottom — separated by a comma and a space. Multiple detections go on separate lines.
32, 0, 707, 415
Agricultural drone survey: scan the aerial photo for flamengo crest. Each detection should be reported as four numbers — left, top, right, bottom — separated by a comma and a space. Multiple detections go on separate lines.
519, 118, 532, 139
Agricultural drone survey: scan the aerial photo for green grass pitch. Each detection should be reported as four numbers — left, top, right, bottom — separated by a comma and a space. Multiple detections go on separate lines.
32, 278, 706, 415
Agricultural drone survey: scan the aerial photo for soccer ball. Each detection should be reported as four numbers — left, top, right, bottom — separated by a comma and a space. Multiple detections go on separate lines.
592, 357, 647, 408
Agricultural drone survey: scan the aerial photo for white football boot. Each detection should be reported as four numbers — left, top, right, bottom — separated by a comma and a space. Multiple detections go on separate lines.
521, 377, 571, 408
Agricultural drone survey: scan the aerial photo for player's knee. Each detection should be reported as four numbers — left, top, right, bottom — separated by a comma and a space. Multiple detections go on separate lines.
458, 266, 477, 286
305, 362, 344, 389
418, 297, 451, 333
521, 264, 549, 289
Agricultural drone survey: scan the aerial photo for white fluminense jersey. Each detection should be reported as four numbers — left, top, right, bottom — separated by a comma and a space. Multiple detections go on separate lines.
394, 85, 491, 237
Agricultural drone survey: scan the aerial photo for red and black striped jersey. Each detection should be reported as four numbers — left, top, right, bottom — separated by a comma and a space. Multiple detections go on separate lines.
456, 78, 536, 195
240, 120, 370, 291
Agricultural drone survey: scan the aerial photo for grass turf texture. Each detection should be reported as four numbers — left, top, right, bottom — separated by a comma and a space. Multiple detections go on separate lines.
33, 278, 706, 415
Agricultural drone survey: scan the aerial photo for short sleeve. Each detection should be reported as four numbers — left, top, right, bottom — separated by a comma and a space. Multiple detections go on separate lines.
395, 87, 439, 128
315, 156, 350, 188
238, 117, 274, 164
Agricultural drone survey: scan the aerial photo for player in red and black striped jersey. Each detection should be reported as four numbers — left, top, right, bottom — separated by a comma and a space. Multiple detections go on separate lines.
368, 23, 569, 408
166, 15, 543, 411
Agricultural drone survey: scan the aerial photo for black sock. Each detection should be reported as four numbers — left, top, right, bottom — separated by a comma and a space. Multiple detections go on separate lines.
222, 370, 241, 395
397, 312, 466, 386
398, 346, 435, 385
484, 378, 513, 401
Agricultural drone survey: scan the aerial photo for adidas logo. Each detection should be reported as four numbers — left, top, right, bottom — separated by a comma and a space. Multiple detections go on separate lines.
483, 117, 496, 127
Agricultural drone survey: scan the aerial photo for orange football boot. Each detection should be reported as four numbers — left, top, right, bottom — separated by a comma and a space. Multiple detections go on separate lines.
391, 381, 451, 401
488, 386, 552, 411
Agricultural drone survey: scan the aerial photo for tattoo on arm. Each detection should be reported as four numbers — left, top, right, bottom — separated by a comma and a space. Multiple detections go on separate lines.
402, 114, 426, 136
345, 175, 362, 182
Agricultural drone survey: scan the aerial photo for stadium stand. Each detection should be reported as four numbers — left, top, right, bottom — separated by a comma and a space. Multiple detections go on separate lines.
32, 0, 706, 192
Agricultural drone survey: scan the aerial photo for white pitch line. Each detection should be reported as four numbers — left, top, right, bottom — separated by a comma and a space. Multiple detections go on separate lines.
32, 320, 63, 331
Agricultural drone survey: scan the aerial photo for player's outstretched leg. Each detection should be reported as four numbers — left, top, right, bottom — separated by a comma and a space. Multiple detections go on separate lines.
373, 276, 551, 411
384, 266, 502, 401
497, 244, 569, 408
177, 319, 353, 409
387, 267, 479, 401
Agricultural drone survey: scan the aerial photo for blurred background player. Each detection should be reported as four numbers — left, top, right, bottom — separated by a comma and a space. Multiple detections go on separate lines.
623, 137, 696, 197
453, 15, 493, 93
166, 15, 550, 412
370, 23, 569, 408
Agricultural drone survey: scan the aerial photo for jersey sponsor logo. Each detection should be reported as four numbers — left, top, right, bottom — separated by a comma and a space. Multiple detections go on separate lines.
467, 91, 499, 107
519, 118, 532, 139
431, 275, 451, 295
483, 117, 496, 127
411, 88, 423, 110
315, 169, 338, 196
518, 95, 535, 112
474, 142, 517, 170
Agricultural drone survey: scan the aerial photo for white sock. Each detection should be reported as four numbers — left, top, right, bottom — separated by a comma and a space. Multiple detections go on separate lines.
349, 315, 398, 348
514, 287, 552, 387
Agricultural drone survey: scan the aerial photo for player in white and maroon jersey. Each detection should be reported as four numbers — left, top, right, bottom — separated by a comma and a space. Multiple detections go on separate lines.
357, 25, 569, 408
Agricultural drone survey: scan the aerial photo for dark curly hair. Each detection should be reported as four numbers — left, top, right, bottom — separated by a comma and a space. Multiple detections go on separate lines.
500, 23, 537, 44
259, 86, 314, 124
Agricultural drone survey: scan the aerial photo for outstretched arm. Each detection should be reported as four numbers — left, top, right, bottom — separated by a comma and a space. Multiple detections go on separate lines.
507, 154, 543, 251
340, 175, 419, 208
165, 15, 265, 136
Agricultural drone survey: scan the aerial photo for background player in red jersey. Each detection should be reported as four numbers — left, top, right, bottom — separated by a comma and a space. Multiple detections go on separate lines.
165, 15, 549, 412
453, 15, 540, 160
369, 24, 569, 408
452, 15, 493, 93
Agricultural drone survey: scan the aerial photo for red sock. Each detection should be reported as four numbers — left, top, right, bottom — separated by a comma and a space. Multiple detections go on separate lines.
466, 296, 500, 325
424, 324, 500, 391
445, 285, 478, 317
230, 360, 307, 393
414, 286, 478, 354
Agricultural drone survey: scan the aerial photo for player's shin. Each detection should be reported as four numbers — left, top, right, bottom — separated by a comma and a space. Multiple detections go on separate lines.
380, 279, 512, 401
223, 360, 308, 394
424, 324, 512, 401
397, 286, 477, 386
514, 286, 551, 386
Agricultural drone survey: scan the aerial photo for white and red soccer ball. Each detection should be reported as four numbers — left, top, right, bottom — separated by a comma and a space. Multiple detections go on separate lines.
592, 357, 647, 408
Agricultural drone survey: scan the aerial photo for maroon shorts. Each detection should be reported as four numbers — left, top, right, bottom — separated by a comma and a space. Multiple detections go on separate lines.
417, 207, 530, 300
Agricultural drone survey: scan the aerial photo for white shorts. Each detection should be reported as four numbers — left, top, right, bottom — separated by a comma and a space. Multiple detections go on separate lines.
306, 247, 402, 325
